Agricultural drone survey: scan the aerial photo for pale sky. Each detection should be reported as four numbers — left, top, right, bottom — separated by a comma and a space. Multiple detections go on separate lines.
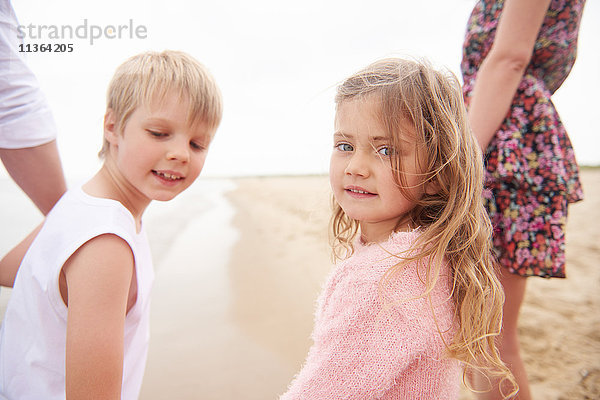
7, 0, 599, 180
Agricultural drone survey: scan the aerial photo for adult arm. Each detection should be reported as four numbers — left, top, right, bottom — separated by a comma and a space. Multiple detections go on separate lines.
63, 234, 135, 400
467, 0, 551, 149
0, 223, 43, 287
0, 140, 67, 215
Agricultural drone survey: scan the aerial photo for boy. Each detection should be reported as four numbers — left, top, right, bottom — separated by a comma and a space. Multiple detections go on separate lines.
0, 50, 222, 399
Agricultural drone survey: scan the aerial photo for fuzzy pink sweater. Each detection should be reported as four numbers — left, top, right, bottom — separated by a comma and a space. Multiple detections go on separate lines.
281, 231, 461, 399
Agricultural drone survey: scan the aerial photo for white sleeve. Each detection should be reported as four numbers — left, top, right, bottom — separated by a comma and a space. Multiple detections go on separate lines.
0, 1, 57, 149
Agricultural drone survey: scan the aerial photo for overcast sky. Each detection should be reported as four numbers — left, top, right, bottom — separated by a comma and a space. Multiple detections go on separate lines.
8, 0, 599, 180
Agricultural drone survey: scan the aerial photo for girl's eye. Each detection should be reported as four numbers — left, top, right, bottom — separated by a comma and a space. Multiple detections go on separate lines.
377, 146, 393, 156
335, 143, 353, 152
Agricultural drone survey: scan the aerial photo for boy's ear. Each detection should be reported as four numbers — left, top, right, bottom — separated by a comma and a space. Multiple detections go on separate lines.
103, 109, 119, 145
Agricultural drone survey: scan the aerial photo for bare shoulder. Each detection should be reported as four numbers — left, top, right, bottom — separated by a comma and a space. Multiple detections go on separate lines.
61, 234, 135, 308
64, 234, 134, 273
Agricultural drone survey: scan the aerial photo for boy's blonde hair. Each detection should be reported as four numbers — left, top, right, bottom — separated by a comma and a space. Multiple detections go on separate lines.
331, 58, 517, 398
99, 50, 222, 158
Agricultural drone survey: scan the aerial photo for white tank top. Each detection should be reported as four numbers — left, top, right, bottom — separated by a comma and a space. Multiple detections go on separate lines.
0, 186, 154, 399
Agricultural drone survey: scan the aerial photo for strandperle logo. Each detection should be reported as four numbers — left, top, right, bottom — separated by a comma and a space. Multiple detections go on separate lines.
17, 19, 148, 45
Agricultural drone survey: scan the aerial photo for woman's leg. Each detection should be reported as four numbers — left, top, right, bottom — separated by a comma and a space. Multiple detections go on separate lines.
475, 268, 531, 399
497, 268, 531, 399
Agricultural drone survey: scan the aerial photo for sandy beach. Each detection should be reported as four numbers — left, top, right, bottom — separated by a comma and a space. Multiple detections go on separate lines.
0, 169, 598, 399
140, 169, 599, 399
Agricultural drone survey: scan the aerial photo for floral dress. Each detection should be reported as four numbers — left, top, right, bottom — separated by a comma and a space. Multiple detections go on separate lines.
461, 0, 585, 278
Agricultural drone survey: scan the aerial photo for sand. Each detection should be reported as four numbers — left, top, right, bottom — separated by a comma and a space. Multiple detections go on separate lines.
139, 176, 333, 399
0, 170, 598, 399
140, 169, 599, 399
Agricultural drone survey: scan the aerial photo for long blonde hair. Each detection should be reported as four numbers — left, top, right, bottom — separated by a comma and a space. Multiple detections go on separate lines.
331, 58, 517, 397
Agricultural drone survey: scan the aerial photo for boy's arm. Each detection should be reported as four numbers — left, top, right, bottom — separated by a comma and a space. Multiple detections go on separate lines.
63, 233, 135, 399
0, 223, 43, 287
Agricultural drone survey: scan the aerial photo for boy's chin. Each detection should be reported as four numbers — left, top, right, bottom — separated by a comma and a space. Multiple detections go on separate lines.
152, 192, 181, 202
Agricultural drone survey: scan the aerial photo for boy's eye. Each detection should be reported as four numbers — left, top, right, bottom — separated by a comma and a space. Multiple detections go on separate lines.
335, 143, 353, 152
147, 130, 167, 138
190, 141, 205, 151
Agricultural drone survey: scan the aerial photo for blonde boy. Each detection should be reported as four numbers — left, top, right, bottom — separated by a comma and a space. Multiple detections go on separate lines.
0, 50, 222, 399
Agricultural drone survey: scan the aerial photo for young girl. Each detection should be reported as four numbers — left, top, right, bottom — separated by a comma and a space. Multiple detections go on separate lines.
281, 58, 516, 399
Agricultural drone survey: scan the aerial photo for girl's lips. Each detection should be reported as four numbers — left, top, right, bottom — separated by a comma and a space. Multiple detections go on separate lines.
344, 186, 377, 199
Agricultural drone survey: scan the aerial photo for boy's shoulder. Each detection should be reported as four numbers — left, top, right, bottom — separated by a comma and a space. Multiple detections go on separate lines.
28, 186, 146, 269
45, 186, 139, 238
23, 185, 153, 288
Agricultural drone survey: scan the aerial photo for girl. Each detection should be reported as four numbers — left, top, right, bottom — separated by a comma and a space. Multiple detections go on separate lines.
281, 58, 516, 399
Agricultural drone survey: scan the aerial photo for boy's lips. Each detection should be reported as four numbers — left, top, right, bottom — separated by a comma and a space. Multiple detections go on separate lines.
152, 170, 184, 182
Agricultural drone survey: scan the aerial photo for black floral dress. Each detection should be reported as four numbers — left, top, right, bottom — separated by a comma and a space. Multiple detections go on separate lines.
461, 0, 585, 278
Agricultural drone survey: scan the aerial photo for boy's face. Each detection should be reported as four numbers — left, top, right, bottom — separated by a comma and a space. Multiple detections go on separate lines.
105, 91, 214, 202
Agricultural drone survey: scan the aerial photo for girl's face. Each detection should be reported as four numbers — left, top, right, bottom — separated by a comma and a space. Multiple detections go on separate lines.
330, 97, 425, 243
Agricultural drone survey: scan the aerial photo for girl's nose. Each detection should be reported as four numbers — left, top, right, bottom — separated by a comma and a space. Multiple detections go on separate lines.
345, 152, 370, 177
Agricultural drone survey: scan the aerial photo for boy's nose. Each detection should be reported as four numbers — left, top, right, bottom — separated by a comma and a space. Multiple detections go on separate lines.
166, 141, 190, 163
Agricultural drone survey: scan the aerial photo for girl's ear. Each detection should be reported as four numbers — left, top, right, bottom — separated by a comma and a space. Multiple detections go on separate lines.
103, 109, 119, 145
424, 176, 440, 195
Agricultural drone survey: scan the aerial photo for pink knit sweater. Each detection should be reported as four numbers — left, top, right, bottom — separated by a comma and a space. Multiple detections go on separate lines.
281, 231, 461, 399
